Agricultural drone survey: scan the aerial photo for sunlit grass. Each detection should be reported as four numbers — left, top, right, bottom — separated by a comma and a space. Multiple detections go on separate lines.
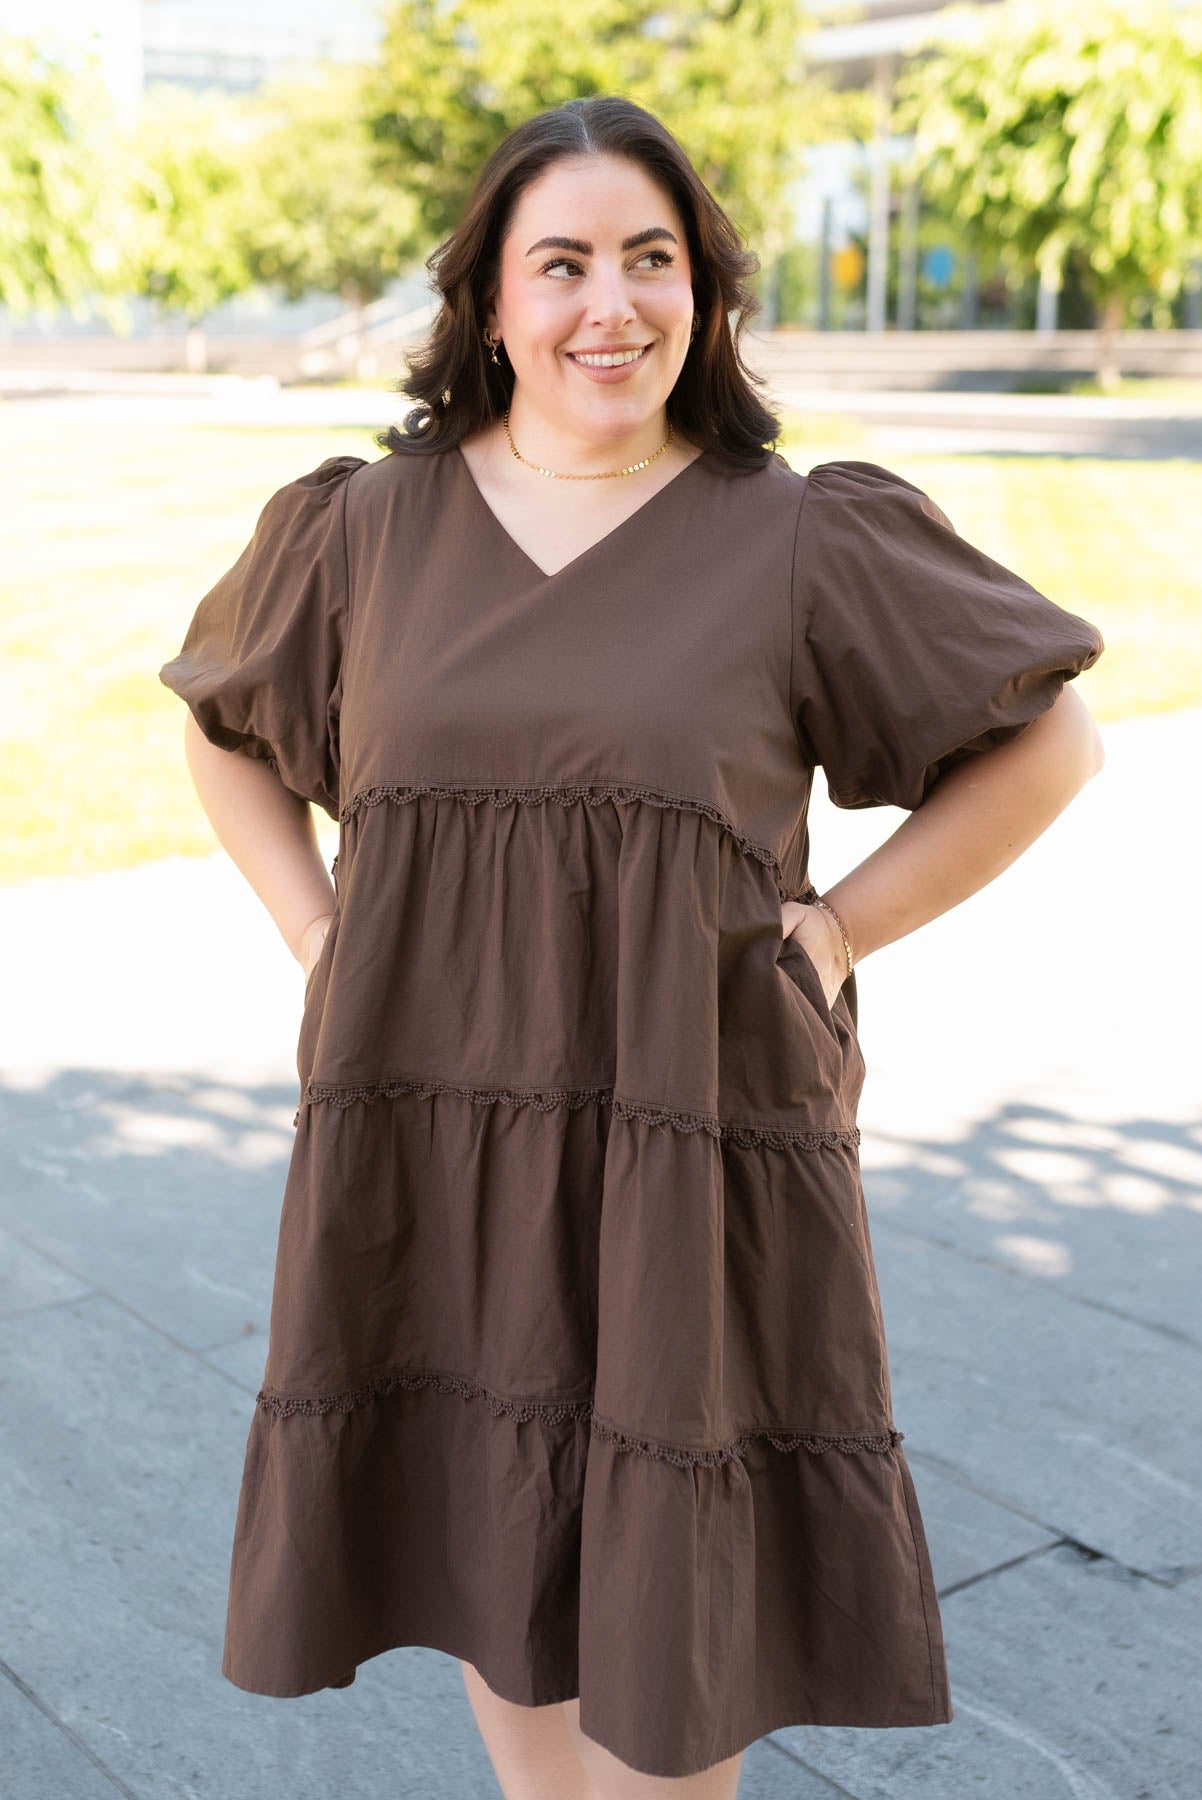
0, 406, 1192, 883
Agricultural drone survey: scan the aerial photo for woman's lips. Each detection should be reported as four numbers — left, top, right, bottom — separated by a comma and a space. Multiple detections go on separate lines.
566, 343, 653, 382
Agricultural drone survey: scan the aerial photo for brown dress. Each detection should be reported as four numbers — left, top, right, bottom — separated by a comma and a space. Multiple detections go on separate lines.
158, 443, 1105, 1778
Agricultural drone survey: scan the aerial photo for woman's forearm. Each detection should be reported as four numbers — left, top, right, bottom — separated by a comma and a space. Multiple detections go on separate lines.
182, 712, 335, 969
821, 683, 1105, 966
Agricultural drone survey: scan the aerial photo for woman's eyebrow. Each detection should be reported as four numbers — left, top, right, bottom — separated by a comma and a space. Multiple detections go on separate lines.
524, 227, 678, 256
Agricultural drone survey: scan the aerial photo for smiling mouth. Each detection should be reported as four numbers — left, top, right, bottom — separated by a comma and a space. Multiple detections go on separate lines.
566, 344, 653, 368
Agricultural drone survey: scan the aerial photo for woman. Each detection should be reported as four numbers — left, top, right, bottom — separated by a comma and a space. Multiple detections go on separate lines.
159, 96, 1105, 1800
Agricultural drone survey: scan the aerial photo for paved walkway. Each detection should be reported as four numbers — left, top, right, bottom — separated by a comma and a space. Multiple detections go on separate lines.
1, 686, 1199, 1792
5, 369, 1201, 458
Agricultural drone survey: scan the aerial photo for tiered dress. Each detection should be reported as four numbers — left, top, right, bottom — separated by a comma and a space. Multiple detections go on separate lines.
158, 440, 1105, 1779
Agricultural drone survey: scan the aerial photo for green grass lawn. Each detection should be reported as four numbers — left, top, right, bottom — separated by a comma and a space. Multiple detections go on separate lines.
1, 405, 1195, 883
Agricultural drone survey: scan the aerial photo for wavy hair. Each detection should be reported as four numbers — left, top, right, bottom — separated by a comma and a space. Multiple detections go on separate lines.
374, 95, 780, 472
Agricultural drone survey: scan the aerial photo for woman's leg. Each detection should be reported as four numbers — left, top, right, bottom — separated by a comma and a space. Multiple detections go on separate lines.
460, 1660, 744, 1800
460, 1660, 599, 1800
562, 1697, 744, 1800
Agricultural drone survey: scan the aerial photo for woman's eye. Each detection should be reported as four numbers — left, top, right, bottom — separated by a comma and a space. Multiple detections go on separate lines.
540, 250, 675, 278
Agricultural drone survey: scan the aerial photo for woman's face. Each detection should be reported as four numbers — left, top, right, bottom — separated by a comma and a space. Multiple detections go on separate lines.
484, 153, 696, 449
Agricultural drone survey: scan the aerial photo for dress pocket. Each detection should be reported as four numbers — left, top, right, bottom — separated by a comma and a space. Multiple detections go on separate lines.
776, 931, 867, 1114
297, 912, 338, 1086
776, 932, 840, 1040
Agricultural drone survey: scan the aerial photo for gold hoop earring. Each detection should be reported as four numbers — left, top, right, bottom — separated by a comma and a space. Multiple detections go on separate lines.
483, 327, 501, 365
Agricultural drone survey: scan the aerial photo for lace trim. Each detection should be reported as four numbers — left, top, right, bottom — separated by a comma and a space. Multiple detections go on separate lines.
339, 778, 816, 900
260, 1367, 592, 1426
254, 1366, 903, 1461
294, 1073, 859, 1150
589, 1413, 905, 1465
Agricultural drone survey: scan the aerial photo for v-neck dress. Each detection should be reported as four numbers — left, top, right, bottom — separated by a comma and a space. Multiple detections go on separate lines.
158, 441, 1105, 1779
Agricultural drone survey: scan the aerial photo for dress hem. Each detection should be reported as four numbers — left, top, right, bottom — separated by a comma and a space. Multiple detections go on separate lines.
219, 1637, 954, 1778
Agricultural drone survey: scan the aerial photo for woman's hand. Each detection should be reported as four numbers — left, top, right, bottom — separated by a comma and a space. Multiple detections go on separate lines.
779, 900, 849, 1012
300, 912, 334, 985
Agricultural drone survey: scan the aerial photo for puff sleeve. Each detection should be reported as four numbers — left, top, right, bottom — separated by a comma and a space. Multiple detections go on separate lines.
789, 461, 1106, 812
158, 455, 366, 820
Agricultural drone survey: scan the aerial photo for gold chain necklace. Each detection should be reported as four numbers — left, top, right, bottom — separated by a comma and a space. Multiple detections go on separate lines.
502, 408, 674, 480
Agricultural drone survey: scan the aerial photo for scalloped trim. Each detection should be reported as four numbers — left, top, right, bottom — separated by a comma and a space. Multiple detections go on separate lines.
590, 1412, 905, 1466
254, 1365, 903, 1462
294, 1073, 859, 1150
339, 778, 815, 899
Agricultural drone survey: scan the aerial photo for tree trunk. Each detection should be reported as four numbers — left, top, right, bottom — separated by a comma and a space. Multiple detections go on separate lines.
1096, 294, 1124, 391
184, 322, 207, 375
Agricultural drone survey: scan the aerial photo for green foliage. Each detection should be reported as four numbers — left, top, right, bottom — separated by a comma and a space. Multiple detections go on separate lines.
895, 0, 1202, 315
773, 240, 818, 325
1, 3, 847, 334
364, 0, 822, 268
112, 86, 257, 324
0, 36, 121, 319
239, 66, 423, 307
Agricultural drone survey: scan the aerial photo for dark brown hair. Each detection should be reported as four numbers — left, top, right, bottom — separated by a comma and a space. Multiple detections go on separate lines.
374, 95, 781, 472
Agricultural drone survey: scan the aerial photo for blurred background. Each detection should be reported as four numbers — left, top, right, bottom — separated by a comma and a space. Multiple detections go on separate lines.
1, 0, 1199, 880
1, 5, 1200, 1799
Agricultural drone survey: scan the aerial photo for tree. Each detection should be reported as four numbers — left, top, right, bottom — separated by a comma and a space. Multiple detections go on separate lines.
894, 0, 1202, 385
239, 66, 424, 377
112, 86, 258, 371
0, 36, 122, 323
363, 0, 825, 277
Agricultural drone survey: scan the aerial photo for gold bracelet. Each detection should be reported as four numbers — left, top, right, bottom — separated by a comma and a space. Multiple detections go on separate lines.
811, 896, 854, 979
